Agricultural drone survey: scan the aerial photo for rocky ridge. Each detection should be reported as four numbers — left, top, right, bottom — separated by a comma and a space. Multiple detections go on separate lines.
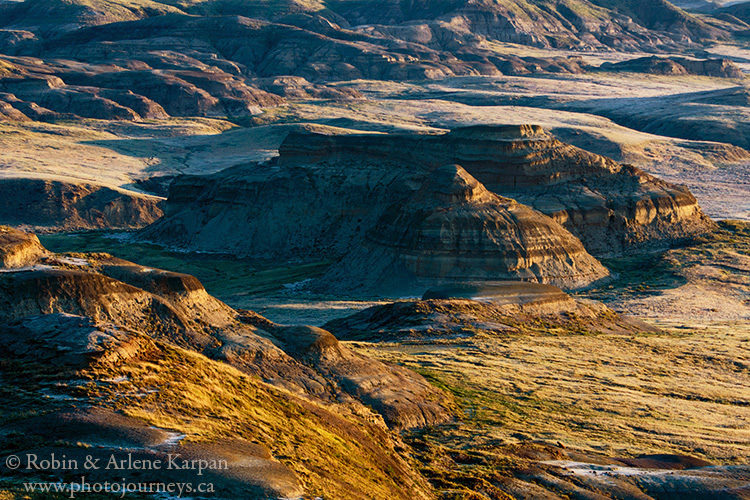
0, 177, 163, 231
2, 0, 738, 53
0, 0, 745, 123
323, 281, 655, 341
0, 311, 434, 499
0, 226, 451, 429
0, 55, 285, 121
600, 55, 745, 77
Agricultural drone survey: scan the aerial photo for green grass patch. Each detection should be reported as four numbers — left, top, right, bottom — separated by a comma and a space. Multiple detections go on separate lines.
39, 231, 330, 304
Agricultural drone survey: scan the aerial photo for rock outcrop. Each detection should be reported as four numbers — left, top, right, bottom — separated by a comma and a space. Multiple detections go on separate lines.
0, 230, 452, 430
145, 126, 714, 278
286, 125, 716, 255
0, 56, 284, 120
319, 164, 609, 294
240, 315, 449, 429
0, 178, 163, 231
323, 282, 655, 341
0, 225, 46, 268
600, 56, 745, 78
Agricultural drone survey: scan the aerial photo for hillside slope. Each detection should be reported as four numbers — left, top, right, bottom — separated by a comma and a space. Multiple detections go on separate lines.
0, 225, 453, 498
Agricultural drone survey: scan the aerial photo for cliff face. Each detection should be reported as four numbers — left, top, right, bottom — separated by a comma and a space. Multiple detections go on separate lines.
284, 125, 715, 255
146, 125, 714, 281
318, 164, 609, 294
146, 149, 424, 259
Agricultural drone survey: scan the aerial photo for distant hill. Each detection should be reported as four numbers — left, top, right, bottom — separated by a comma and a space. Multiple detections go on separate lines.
0, 0, 741, 50
0, 0, 746, 124
718, 0, 750, 21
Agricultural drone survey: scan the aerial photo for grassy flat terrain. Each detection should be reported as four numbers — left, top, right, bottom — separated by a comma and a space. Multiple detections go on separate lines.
348, 320, 749, 494
585, 220, 750, 321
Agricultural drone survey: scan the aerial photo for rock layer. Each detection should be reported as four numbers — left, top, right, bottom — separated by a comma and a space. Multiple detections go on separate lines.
0, 225, 46, 268
319, 164, 609, 294
600, 56, 745, 78
146, 125, 714, 274
284, 125, 716, 255
323, 285, 654, 342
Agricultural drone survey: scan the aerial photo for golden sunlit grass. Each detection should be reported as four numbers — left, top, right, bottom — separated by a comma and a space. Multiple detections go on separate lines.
85, 336, 431, 500
352, 322, 750, 465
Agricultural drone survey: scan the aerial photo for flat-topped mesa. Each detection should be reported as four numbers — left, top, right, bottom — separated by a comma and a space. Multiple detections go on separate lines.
278, 124, 616, 189
145, 125, 713, 265
318, 165, 609, 295
276, 125, 715, 255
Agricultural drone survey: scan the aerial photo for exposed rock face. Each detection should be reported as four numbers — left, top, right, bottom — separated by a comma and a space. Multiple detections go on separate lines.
0, 0, 740, 119
142, 138, 424, 259
287, 125, 716, 255
1, 0, 732, 55
240, 316, 449, 429
319, 164, 609, 294
0, 0, 741, 126
0, 225, 46, 268
600, 56, 744, 78
0, 231, 452, 430
0, 29, 38, 55
65, 69, 284, 117
146, 126, 714, 273
253, 75, 363, 99
0, 57, 284, 120
44, 14, 493, 81
0, 178, 163, 230
323, 283, 655, 341
328, 0, 730, 50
